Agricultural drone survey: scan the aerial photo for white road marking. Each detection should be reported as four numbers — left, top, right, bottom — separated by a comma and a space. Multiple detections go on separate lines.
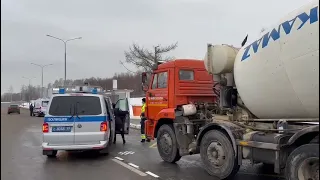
146, 171, 160, 178
128, 163, 139, 169
112, 159, 147, 176
114, 157, 124, 161
118, 151, 135, 156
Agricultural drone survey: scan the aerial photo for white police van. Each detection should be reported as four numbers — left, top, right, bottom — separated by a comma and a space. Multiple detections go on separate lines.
33, 98, 50, 117
42, 85, 130, 157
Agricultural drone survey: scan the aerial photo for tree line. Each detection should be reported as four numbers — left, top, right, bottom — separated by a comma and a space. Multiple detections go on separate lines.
1, 42, 178, 102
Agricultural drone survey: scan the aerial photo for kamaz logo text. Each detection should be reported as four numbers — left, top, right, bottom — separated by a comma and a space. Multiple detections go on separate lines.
241, 6, 319, 61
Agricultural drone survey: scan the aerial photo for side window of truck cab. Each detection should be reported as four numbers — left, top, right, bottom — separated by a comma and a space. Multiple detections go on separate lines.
151, 72, 168, 89
152, 74, 158, 89
179, 70, 194, 81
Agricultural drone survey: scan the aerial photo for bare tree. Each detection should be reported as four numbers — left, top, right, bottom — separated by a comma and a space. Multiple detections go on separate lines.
123, 42, 178, 73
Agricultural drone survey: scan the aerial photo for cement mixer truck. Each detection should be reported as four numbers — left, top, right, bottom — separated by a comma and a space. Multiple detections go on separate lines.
141, 0, 319, 179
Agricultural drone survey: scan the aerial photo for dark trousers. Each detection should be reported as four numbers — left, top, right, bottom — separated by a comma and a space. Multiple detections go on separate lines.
113, 132, 125, 143
113, 123, 125, 143
140, 117, 146, 139
30, 109, 33, 116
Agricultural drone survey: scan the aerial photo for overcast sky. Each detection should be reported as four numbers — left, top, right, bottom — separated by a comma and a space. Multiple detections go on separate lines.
1, 0, 308, 94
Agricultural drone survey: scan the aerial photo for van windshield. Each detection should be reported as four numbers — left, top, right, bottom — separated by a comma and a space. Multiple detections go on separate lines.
48, 96, 101, 116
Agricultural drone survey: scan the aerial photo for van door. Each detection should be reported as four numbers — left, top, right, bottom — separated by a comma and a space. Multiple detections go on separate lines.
74, 95, 105, 145
114, 98, 130, 134
44, 96, 75, 145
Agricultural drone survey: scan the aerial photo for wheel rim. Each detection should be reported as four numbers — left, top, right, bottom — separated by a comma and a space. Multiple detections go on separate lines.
159, 133, 173, 155
297, 157, 319, 180
206, 141, 226, 167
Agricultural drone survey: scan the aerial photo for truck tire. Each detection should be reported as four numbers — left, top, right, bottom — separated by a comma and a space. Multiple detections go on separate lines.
200, 130, 240, 179
157, 124, 181, 163
285, 144, 319, 180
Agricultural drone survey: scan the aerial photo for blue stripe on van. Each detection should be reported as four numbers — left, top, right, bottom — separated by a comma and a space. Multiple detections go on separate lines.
44, 116, 108, 123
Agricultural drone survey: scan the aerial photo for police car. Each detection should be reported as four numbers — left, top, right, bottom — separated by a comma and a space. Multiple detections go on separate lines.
42, 85, 130, 157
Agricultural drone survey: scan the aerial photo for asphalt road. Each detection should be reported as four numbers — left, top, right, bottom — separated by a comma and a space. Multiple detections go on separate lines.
1, 103, 284, 180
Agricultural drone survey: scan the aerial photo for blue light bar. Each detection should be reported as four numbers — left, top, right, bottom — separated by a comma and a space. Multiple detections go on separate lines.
91, 88, 98, 94
59, 88, 65, 94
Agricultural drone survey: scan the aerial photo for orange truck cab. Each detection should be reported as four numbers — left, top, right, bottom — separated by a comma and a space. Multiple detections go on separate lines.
142, 59, 216, 141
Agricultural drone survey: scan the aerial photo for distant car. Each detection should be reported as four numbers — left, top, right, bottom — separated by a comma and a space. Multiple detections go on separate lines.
7, 104, 20, 114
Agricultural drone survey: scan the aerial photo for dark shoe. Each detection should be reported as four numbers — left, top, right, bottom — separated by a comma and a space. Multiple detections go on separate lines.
123, 139, 126, 144
146, 139, 151, 142
113, 141, 116, 144
141, 139, 145, 143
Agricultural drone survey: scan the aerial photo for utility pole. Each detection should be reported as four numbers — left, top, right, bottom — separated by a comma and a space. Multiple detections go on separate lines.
31, 63, 53, 98
22, 76, 35, 102
154, 45, 159, 65
46, 35, 82, 86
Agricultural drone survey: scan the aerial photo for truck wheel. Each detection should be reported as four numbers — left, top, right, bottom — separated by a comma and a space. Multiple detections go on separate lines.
200, 130, 240, 179
285, 144, 319, 180
157, 124, 181, 163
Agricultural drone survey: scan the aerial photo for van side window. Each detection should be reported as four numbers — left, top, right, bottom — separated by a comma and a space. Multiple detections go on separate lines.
179, 70, 194, 80
151, 74, 158, 89
157, 72, 168, 88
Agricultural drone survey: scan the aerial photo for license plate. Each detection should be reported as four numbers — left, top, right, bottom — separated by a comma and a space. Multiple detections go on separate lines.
52, 126, 73, 132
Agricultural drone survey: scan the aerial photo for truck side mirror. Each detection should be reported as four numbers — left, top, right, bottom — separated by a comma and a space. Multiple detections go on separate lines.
141, 72, 149, 91
142, 85, 148, 91
142, 72, 147, 84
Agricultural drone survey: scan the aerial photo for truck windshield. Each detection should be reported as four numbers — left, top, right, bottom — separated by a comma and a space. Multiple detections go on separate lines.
48, 96, 102, 116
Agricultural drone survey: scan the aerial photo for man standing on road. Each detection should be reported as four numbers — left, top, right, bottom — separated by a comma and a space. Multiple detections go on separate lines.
113, 112, 126, 144
140, 98, 147, 142
29, 103, 34, 116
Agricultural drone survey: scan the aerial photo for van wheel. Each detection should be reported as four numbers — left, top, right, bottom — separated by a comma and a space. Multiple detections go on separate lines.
46, 150, 58, 158
157, 124, 181, 163
100, 124, 113, 156
285, 144, 319, 180
200, 130, 240, 179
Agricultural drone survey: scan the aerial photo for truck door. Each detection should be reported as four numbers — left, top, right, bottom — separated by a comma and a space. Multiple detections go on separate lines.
114, 98, 130, 134
146, 70, 169, 120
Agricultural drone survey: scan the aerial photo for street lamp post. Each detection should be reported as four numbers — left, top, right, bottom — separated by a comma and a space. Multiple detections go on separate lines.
22, 76, 35, 102
46, 35, 82, 86
30, 63, 53, 98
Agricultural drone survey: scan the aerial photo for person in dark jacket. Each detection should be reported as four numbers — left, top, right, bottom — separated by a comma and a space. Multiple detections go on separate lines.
113, 107, 126, 144
29, 103, 34, 116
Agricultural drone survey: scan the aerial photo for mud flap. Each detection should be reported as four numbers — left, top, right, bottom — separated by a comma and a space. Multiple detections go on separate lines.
43, 150, 56, 155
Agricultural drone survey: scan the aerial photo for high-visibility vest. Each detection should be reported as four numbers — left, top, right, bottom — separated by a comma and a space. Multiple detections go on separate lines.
141, 103, 146, 113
